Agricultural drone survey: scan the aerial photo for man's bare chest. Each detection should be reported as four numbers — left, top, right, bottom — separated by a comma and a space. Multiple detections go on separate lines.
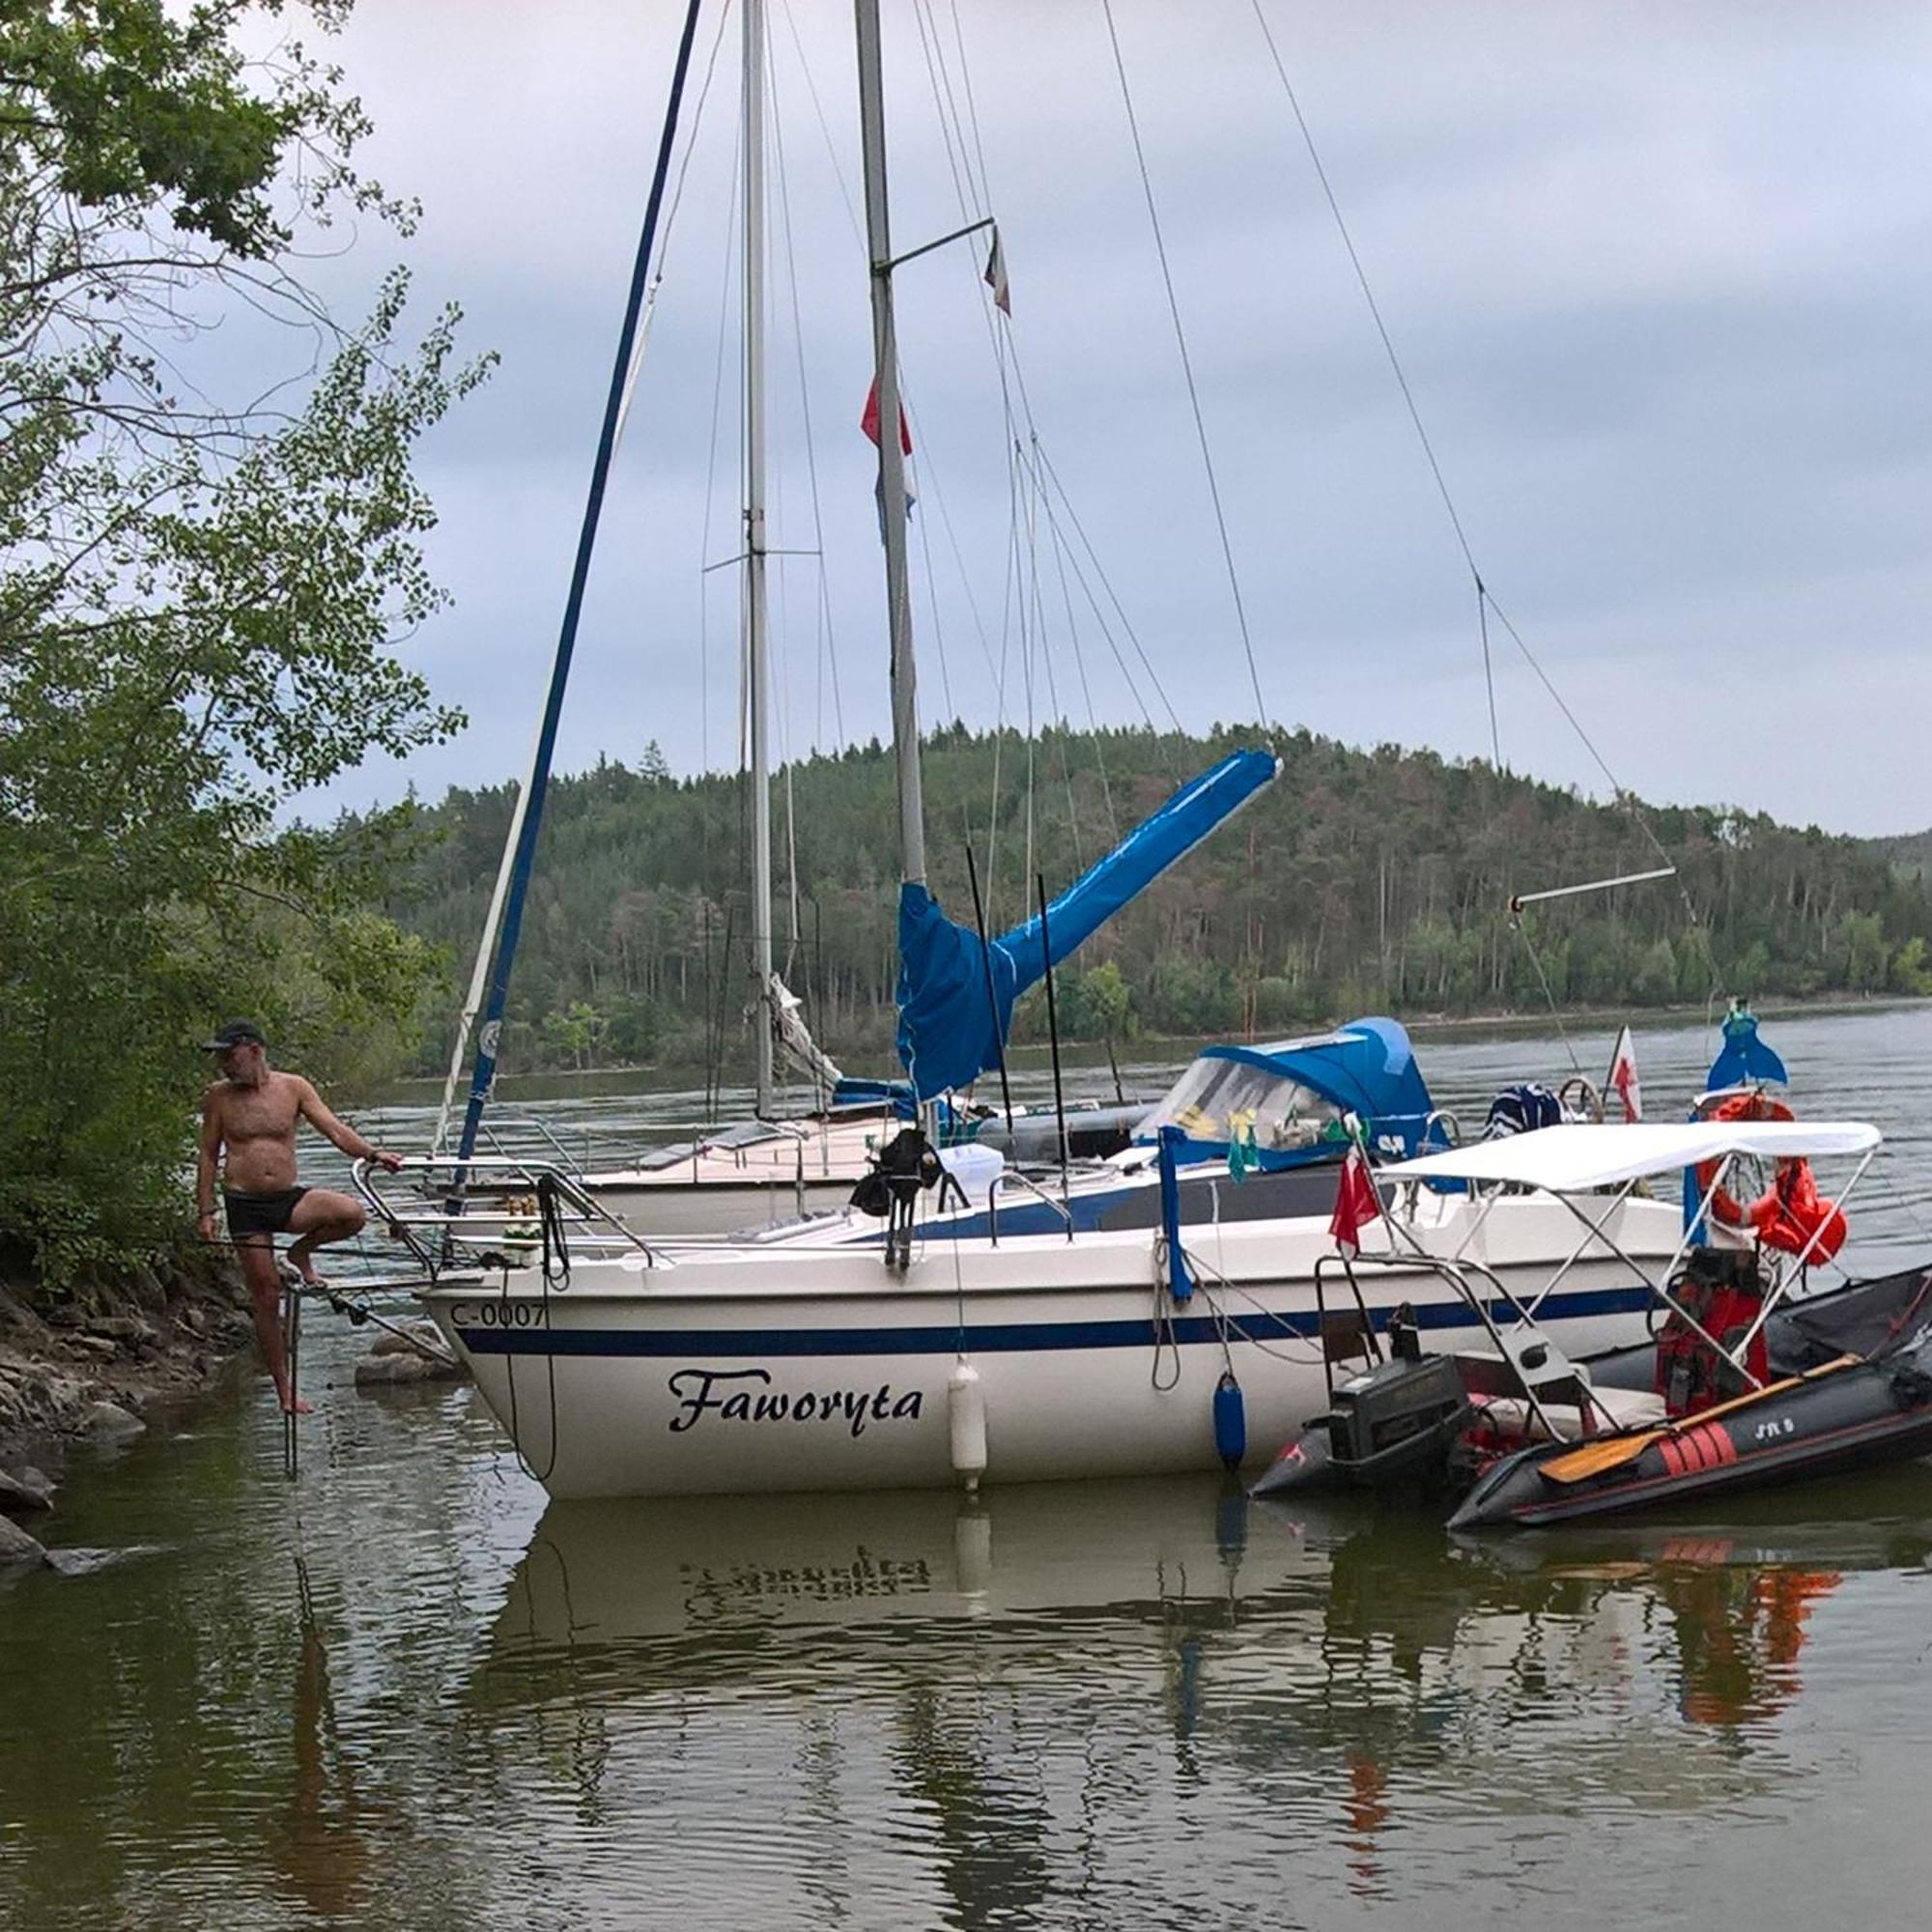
218, 1080, 301, 1143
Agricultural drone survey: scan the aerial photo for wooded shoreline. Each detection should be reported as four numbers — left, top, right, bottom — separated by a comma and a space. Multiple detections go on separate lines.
369, 725, 1932, 1082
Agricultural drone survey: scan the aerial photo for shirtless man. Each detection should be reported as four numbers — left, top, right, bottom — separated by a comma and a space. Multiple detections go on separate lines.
196, 1021, 403, 1415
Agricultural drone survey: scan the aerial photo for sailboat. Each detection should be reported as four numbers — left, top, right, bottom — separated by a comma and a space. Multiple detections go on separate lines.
425, 0, 1224, 1241
412, 0, 1685, 1501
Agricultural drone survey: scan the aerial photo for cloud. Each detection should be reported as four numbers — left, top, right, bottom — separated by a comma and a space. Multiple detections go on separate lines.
283, 0, 1932, 839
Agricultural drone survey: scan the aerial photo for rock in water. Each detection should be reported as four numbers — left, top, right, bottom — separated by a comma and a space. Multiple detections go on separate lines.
82, 1401, 146, 1440
0, 1513, 49, 1569
0, 1467, 53, 1515
371, 1320, 450, 1359
355, 1348, 467, 1387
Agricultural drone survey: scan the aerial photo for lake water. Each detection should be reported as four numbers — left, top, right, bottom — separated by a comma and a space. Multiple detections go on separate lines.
7, 1007, 1932, 1929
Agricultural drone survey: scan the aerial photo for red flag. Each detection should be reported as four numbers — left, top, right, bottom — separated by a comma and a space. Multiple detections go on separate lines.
1328, 1145, 1382, 1259
860, 377, 912, 455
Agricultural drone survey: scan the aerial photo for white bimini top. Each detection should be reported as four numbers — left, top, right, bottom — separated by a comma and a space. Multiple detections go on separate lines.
1382, 1121, 1882, 1196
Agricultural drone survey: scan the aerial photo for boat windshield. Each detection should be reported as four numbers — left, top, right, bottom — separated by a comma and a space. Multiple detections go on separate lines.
1139, 1054, 1344, 1152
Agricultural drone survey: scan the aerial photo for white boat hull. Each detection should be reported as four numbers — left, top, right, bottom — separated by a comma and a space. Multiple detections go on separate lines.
579, 1112, 885, 1236
420, 1194, 1682, 1500
583, 1175, 859, 1237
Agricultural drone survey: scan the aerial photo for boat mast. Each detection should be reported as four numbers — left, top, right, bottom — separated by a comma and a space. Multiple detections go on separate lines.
854, 0, 925, 889
745, 0, 775, 1115
447, 0, 705, 1173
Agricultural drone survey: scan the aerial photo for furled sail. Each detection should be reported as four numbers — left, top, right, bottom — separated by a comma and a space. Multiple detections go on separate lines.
895, 748, 1281, 1101
762, 971, 844, 1096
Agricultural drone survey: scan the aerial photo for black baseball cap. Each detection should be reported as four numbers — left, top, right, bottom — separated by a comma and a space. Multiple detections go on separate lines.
204, 1020, 267, 1052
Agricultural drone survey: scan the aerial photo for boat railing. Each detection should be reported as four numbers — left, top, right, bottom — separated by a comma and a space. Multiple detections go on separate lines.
349, 1153, 665, 1278
622, 1115, 814, 1169
473, 1113, 588, 1170
985, 1168, 1076, 1245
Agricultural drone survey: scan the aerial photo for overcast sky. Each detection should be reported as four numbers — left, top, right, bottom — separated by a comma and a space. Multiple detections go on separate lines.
279, 1, 1932, 838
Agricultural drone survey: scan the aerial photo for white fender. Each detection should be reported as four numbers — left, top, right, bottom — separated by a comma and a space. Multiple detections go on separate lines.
948, 1359, 988, 1492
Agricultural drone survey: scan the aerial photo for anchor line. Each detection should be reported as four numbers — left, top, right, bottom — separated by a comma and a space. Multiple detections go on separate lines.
497, 1263, 560, 1489
497, 1177, 572, 1487
296, 1286, 457, 1369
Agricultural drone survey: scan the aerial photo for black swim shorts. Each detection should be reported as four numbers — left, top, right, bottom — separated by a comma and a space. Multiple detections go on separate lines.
223, 1186, 308, 1238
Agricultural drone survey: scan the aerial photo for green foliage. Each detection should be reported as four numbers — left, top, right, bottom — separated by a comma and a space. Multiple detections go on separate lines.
0, 2, 481, 1286
372, 725, 1932, 1079
1890, 936, 1932, 997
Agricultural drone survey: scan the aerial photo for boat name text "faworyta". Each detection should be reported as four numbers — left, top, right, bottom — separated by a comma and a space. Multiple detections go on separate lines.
666, 1368, 925, 1437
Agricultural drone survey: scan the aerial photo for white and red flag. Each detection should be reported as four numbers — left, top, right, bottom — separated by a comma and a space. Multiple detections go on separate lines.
984, 226, 1010, 315
861, 376, 916, 534
1327, 1143, 1383, 1258
1605, 1024, 1642, 1122
859, 377, 912, 455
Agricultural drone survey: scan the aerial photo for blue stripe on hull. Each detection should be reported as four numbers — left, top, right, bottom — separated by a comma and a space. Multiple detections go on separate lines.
456, 1283, 1654, 1359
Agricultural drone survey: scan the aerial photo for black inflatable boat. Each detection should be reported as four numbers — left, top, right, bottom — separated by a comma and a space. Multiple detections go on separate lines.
1449, 1293, 1932, 1529
1250, 1112, 1932, 1530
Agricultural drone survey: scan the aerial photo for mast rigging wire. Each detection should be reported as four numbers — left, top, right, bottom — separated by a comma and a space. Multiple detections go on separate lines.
1247, 0, 1725, 1014
1101, 0, 1272, 733
1247, 0, 1503, 769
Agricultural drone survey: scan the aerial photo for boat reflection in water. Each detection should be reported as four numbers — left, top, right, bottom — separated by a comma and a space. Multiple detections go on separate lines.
466, 1472, 1932, 1917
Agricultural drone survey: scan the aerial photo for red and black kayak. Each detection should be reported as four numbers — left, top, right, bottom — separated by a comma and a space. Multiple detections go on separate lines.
1449, 1324, 1932, 1530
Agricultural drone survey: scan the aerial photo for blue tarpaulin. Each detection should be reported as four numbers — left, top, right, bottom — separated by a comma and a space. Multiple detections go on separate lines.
1140, 1019, 1446, 1168
895, 748, 1280, 1100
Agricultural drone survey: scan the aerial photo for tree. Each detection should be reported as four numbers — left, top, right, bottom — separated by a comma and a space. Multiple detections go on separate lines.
1889, 935, 1932, 997
540, 1001, 604, 1072
1080, 960, 1134, 1043
0, 3, 488, 1284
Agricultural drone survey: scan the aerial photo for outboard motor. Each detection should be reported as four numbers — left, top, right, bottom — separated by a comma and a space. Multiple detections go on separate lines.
850, 1126, 943, 1270
1323, 1351, 1472, 1494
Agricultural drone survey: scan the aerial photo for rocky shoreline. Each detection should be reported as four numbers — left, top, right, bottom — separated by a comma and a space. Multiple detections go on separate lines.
0, 1247, 256, 1570
0, 1249, 471, 1571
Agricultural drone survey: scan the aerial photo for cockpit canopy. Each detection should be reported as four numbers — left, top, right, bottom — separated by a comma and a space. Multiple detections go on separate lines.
1137, 1053, 1347, 1153
1136, 1018, 1442, 1167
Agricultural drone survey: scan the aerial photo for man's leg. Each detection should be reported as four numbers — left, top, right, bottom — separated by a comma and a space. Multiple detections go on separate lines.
238, 1237, 311, 1416
285, 1188, 367, 1287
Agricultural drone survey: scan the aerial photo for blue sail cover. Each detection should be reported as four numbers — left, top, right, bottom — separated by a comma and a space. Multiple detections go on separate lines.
895, 748, 1281, 1100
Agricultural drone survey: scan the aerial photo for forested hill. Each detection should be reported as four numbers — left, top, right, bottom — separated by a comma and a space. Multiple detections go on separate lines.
374, 725, 1932, 1074
1867, 828, 1932, 884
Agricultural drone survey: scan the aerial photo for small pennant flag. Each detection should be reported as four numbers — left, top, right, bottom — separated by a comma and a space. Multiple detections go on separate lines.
984, 226, 1010, 315
1606, 1024, 1642, 1122
1327, 1144, 1382, 1259
860, 376, 912, 455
